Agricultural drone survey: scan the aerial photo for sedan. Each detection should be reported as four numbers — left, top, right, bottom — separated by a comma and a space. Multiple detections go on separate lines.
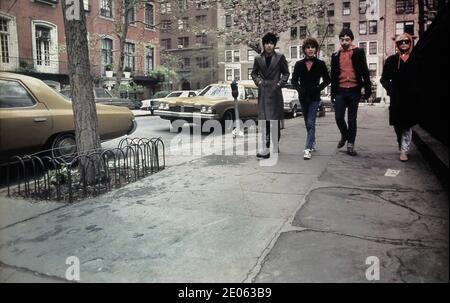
0, 72, 137, 162
60, 87, 141, 110
140, 90, 197, 115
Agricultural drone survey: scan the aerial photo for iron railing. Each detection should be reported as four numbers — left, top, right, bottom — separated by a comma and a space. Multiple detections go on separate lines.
2, 137, 165, 203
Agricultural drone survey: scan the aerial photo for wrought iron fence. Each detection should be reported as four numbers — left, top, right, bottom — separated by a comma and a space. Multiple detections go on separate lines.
2, 137, 165, 203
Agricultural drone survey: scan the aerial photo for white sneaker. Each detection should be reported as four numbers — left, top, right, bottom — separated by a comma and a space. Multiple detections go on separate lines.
303, 149, 312, 160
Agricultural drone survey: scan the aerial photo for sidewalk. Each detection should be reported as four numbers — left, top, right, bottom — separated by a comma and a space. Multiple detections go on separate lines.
0, 106, 448, 282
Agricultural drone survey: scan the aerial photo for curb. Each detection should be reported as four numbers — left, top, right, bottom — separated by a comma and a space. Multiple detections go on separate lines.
412, 125, 449, 193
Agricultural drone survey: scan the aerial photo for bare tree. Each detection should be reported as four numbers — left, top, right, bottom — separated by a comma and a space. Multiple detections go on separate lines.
61, 0, 100, 183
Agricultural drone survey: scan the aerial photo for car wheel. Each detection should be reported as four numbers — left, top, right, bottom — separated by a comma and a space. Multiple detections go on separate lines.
221, 110, 235, 133
51, 133, 77, 160
291, 105, 298, 118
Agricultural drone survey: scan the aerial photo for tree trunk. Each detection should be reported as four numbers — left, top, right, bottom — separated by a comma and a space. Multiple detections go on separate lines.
61, 0, 100, 184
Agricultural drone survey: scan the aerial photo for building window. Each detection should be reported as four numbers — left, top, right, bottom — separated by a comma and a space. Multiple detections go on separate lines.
359, 41, 367, 53
178, 0, 187, 11
328, 3, 335, 17
100, 0, 112, 18
161, 1, 172, 14
290, 46, 298, 59
290, 27, 297, 40
396, 0, 415, 14
225, 15, 232, 27
359, 0, 367, 14
359, 21, 367, 35
35, 26, 51, 66
196, 56, 209, 68
126, 4, 135, 24
0, 17, 9, 63
343, 22, 351, 30
196, 34, 207, 46
225, 50, 232, 62
145, 46, 154, 72
161, 38, 171, 49
196, 0, 208, 9
183, 57, 190, 68
177, 37, 189, 48
124, 42, 135, 71
248, 49, 256, 61
196, 15, 207, 24
299, 26, 307, 39
178, 18, 189, 30
369, 20, 377, 34
233, 50, 240, 62
369, 63, 377, 77
327, 24, 335, 36
145, 3, 154, 29
396, 21, 414, 35
101, 38, 113, 67
225, 68, 240, 81
161, 20, 172, 31
248, 68, 253, 80
343, 2, 351, 15
369, 41, 377, 55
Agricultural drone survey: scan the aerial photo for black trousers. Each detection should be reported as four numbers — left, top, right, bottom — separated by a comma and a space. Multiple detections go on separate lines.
263, 120, 281, 148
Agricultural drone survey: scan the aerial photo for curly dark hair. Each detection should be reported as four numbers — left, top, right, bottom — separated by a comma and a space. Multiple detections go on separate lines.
262, 32, 278, 46
302, 38, 320, 54
339, 28, 354, 40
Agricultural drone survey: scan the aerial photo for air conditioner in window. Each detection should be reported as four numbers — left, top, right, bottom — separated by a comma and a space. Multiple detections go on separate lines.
177, 44, 184, 49
36, 30, 50, 40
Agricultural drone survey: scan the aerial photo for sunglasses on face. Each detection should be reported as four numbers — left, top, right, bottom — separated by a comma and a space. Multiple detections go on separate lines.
397, 40, 411, 45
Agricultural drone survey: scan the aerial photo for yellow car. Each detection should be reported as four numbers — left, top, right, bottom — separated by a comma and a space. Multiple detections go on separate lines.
0, 72, 137, 162
153, 82, 259, 130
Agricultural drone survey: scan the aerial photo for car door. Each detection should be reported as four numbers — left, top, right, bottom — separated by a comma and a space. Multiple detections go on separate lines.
238, 87, 258, 118
0, 79, 52, 159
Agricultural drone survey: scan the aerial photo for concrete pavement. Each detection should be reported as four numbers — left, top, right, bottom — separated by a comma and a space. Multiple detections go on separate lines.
0, 105, 447, 282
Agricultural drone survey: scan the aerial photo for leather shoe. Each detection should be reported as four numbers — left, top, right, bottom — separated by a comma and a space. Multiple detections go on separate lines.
399, 151, 408, 162
337, 137, 347, 149
257, 152, 270, 159
347, 146, 357, 156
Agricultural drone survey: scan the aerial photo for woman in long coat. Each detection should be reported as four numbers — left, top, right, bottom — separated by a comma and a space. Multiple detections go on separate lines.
381, 33, 418, 162
251, 32, 290, 158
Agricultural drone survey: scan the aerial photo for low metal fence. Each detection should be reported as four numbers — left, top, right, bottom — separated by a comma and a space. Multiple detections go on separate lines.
2, 137, 165, 203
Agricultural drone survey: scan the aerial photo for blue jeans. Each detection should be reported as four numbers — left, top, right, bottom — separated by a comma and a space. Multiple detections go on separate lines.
300, 100, 320, 150
334, 88, 360, 144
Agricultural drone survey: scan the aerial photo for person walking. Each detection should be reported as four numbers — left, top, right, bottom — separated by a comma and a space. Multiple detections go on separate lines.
291, 38, 331, 160
380, 33, 417, 162
331, 29, 372, 156
251, 32, 290, 158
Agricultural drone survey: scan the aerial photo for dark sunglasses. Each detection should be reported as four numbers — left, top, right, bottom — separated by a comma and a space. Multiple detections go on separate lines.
396, 40, 411, 45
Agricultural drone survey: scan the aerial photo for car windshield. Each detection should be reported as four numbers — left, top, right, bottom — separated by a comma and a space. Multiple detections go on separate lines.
198, 85, 243, 99
282, 89, 297, 99
95, 88, 113, 98
166, 92, 183, 98
154, 91, 170, 98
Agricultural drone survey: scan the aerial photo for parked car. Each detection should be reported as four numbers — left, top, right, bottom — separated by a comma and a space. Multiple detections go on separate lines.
0, 72, 137, 162
154, 82, 259, 131
283, 88, 301, 118
140, 90, 197, 115
60, 87, 141, 110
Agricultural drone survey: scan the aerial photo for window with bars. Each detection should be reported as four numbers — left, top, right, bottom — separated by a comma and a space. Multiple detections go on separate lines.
100, 0, 112, 18
343, 2, 351, 15
396, 0, 415, 14
101, 38, 113, 67
145, 3, 154, 29
145, 46, 154, 72
124, 42, 135, 71
369, 20, 377, 34
35, 26, 50, 66
0, 17, 9, 64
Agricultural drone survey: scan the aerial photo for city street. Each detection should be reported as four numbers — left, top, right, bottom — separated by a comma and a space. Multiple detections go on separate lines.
0, 105, 447, 283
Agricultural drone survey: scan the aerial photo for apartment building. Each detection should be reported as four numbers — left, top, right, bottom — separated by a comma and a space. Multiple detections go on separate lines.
159, 0, 218, 90
0, 0, 161, 98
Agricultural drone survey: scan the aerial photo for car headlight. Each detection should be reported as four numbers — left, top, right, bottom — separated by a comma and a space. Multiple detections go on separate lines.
201, 106, 213, 114
284, 102, 292, 108
159, 103, 169, 110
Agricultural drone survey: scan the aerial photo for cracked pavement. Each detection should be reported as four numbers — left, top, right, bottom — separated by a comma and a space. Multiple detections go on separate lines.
0, 106, 448, 282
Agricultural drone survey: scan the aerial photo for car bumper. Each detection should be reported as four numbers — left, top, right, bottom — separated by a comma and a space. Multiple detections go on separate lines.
127, 118, 137, 135
153, 110, 220, 120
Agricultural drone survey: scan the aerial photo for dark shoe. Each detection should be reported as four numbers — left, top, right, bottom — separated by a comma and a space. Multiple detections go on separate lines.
347, 146, 357, 156
257, 152, 270, 159
337, 137, 347, 149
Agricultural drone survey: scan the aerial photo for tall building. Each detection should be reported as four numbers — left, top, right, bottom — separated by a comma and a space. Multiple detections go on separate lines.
0, 0, 161, 98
